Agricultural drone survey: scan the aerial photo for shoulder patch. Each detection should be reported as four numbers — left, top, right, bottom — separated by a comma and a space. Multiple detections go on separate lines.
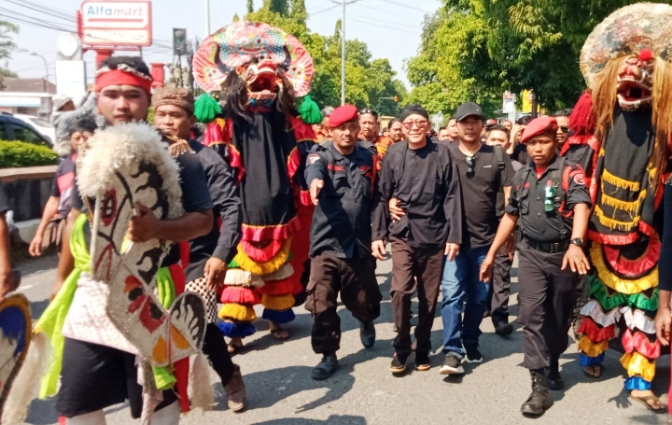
573, 173, 585, 185
307, 153, 321, 164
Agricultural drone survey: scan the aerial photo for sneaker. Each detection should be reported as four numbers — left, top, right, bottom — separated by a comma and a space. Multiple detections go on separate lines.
389, 352, 409, 374
311, 354, 339, 380
464, 343, 483, 363
359, 320, 376, 349
415, 352, 431, 371
494, 321, 514, 336
439, 353, 464, 375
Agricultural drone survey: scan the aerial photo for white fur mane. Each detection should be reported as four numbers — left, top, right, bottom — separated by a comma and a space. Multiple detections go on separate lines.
76, 123, 183, 219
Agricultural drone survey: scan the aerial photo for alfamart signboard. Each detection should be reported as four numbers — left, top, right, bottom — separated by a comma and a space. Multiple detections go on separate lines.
79, 1, 153, 47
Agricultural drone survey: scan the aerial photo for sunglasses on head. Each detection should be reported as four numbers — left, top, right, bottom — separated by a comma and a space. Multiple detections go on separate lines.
359, 108, 378, 118
466, 156, 476, 179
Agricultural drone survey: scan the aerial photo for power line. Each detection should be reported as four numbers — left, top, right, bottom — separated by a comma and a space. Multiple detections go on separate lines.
368, 0, 434, 14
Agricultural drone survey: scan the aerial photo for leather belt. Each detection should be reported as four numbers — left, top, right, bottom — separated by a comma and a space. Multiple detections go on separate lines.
523, 237, 569, 254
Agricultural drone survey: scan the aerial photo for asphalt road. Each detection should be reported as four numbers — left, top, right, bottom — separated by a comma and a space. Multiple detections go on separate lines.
14, 254, 671, 425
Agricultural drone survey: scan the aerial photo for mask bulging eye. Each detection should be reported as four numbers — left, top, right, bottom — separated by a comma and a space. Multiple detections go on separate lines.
101, 189, 118, 226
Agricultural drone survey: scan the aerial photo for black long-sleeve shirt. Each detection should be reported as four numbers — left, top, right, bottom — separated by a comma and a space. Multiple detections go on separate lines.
185, 140, 242, 282
372, 140, 462, 249
305, 143, 377, 258
660, 183, 672, 291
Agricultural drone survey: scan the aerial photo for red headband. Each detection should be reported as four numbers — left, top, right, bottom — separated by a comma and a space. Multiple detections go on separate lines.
96, 69, 152, 93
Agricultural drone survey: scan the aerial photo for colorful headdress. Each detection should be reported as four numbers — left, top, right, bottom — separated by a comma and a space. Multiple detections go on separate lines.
192, 21, 314, 97
580, 3, 672, 89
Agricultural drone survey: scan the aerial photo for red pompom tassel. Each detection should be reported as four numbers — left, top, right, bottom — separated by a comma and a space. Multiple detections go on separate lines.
221, 286, 261, 305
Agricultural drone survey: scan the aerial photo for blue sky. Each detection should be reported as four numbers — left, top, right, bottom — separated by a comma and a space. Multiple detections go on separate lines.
6, 0, 441, 89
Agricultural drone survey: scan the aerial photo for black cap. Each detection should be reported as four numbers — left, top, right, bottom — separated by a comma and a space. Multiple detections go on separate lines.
455, 102, 484, 122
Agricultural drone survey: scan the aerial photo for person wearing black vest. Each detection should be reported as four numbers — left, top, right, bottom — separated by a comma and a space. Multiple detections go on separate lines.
372, 104, 462, 375
480, 117, 591, 417
304, 104, 383, 381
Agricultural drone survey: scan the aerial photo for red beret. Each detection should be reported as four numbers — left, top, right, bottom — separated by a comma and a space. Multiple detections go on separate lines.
520, 117, 558, 144
327, 104, 358, 128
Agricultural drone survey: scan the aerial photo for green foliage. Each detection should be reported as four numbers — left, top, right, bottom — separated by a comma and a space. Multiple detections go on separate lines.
415, 0, 672, 112
245, 0, 407, 116
0, 140, 58, 168
0, 21, 18, 90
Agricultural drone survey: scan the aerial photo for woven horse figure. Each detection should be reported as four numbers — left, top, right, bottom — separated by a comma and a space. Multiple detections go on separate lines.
192, 20, 317, 350
567, 3, 672, 412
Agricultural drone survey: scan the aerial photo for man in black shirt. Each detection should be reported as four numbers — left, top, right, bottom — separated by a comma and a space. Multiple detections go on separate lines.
373, 104, 462, 375
152, 87, 246, 412
304, 104, 382, 380
439, 102, 514, 374
53, 57, 213, 424
481, 117, 591, 416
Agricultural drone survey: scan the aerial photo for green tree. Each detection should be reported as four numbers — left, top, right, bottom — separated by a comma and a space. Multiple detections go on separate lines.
0, 22, 18, 90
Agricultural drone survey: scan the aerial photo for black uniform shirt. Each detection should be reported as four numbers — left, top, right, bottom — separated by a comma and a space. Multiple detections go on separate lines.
305, 142, 377, 258
71, 149, 213, 267
0, 181, 9, 214
185, 140, 241, 282
506, 155, 591, 243
372, 140, 462, 249
449, 143, 514, 249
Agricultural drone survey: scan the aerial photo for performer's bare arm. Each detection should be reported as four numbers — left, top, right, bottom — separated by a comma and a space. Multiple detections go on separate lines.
0, 211, 15, 301
128, 202, 213, 243
51, 208, 80, 301
656, 290, 672, 346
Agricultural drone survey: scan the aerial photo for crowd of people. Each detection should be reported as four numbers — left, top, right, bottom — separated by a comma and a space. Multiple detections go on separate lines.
2, 6, 672, 422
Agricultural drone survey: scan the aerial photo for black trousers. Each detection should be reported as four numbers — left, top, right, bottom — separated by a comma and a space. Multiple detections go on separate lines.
390, 237, 444, 358
201, 323, 235, 385
490, 245, 512, 325
517, 241, 578, 370
306, 254, 382, 354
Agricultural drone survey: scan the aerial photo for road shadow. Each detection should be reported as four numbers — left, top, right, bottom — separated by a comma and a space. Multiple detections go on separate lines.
251, 415, 367, 425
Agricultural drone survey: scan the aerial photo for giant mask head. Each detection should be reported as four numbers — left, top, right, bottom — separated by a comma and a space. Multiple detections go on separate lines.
616, 50, 654, 111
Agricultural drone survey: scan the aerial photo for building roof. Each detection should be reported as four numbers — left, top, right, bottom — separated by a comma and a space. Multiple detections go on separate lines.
1, 78, 56, 94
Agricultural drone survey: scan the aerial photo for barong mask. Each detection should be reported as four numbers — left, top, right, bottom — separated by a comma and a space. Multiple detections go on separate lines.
77, 123, 207, 367
616, 51, 654, 111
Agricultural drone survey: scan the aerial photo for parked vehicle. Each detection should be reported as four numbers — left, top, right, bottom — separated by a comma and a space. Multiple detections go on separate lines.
0, 112, 51, 147
12, 114, 56, 145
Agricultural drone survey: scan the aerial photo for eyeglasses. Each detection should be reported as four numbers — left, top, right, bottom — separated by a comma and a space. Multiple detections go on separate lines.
402, 120, 429, 130
559, 126, 569, 133
466, 156, 475, 179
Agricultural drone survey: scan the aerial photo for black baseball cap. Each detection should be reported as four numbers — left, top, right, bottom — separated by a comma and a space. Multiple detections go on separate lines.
455, 102, 484, 122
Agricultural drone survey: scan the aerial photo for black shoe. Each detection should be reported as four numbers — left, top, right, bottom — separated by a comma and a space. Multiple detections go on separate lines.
311, 354, 339, 380
415, 352, 431, 371
359, 320, 376, 349
389, 352, 409, 374
494, 321, 514, 336
463, 343, 483, 364
521, 369, 553, 416
439, 352, 464, 375
547, 357, 564, 390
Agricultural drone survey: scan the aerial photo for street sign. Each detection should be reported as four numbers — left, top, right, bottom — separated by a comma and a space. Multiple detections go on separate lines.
503, 91, 516, 114
79, 1, 153, 47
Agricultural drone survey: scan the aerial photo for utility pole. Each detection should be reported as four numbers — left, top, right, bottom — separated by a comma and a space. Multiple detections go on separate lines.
330, 0, 360, 105
205, 0, 211, 36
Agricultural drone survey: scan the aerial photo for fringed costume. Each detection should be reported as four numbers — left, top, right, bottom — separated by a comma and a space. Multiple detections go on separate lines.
569, 3, 672, 400
192, 21, 318, 342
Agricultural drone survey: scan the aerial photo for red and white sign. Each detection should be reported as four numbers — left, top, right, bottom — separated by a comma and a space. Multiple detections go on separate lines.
79, 1, 152, 47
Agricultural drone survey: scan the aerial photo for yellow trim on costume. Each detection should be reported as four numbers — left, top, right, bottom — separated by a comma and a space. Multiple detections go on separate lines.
578, 335, 609, 357
218, 303, 257, 322
594, 205, 640, 232
600, 189, 646, 215
590, 244, 657, 295
620, 352, 655, 382
602, 168, 640, 191
233, 238, 292, 275
261, 294, 295, 311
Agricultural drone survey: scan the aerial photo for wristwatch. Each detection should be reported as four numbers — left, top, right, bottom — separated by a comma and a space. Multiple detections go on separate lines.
569, 238, 584, 247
